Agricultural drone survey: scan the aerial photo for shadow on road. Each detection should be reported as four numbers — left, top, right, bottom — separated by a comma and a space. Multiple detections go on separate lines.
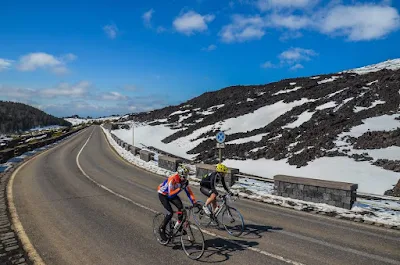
241, 224, 283, 239
199, 238, 259, 263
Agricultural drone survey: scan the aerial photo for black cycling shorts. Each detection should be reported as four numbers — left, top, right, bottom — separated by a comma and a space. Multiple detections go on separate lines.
200, 186, 218, 197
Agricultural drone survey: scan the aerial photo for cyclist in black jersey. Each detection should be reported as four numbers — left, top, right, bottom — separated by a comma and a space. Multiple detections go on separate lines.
200, 163, 233, 215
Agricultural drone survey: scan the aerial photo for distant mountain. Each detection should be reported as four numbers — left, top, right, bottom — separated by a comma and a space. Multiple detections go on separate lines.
0, 101, 72, 134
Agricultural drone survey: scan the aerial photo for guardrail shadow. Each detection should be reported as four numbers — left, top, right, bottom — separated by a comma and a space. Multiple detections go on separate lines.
241, 224, 283, 239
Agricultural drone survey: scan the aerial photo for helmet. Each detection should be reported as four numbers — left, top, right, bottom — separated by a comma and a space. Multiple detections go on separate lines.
177, 165, 189, 179
216, 163, 228, 174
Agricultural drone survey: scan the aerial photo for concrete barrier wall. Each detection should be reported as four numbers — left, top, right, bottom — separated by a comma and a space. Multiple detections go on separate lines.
274, 175, 358, 209
140, 150, 154, 162
195, 163, 239, 187
129, 146, 141, 156
158, 155, 182, 172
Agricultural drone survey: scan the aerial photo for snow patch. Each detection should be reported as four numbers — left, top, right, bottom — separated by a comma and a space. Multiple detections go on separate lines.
354, 100, 386, 113
345, 59, 400, 75
290, 82, 296, 85
333, 97, 354, 112
327, 88, 349, 98
273, 86, 302, 95
246, 98, 255, 102
317, 76, 340, 85
366, 80, 379, 86
283, 111, 315, 129
316, 101, 337, 110
310, 76, 320, 79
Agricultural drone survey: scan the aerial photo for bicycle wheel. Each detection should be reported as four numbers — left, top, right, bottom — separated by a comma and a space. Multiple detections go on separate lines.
221, 206, 244, 237
153, 213, 170, 245
191, 201, 212, 227
180, 221, 205, 260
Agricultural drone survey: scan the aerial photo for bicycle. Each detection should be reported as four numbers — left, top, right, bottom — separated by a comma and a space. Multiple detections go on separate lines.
192, 193, 245, 237
153, 205, 205, 260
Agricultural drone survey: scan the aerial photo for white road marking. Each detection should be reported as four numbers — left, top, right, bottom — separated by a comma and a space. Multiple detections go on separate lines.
77, 129, 306, 265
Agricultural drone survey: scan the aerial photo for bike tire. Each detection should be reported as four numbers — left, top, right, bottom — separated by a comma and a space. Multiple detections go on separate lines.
191, 201, 212, 227
152, 213, 170, 245
180, 221, 205, 260
221, 206, 245, 237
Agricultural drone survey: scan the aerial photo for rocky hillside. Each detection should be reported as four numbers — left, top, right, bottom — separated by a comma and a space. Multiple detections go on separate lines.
0, 101, 72, 134
116, 59, 400, 193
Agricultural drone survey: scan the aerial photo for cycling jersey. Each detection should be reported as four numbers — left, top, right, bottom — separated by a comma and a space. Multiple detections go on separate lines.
158, 173, 196, 204
200, 172, 229, 194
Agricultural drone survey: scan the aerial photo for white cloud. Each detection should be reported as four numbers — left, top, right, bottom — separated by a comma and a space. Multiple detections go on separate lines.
261, 61, 275, 68
220, 15, 266, 43
279, 31, 303, 41
173, 11, 215, 35
40, 81, 91, 98
202, 44, 217, 51
319, 4, 400, 41
156, 26, 167, 33
279, 47, 317, 64
269, 14, 311, 30
143, 9, 155, 27
257, 0, 318, 11
257, 0, 319, 11
18, 52, 61, 71
0, 85, 35, 99
16, 52, 76, 74
0, 59, 13, 71
100, 91, 130, 101
103, 23, 119, 39
290, 63, 304, 70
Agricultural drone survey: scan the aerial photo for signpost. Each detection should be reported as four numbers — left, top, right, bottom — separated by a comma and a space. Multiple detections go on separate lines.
132, 121, 135, 146
216, 131, 226, 163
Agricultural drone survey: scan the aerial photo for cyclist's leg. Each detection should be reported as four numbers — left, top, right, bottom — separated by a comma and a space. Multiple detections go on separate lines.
158, 193, 173, 240
200, 186, 215, 214
170, 196, 185, 222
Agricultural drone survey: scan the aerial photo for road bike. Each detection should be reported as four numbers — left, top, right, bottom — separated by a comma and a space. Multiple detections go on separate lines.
192, 193, 245, 237
153, 205, 205, 260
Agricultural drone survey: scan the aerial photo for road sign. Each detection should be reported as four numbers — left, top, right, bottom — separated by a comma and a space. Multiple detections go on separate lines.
216, 131, 226, 143
216, 143, 225, 149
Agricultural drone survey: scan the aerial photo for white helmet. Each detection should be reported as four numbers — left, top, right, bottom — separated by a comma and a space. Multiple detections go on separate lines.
177, 165, 189, 179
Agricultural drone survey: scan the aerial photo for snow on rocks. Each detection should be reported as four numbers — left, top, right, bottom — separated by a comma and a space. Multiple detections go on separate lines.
354, 100, 386, 113
273, 86, 302, 96
102, 126, 400, 227
283, 110, 315, 129
317, 76, 341, 84
316, 101, 337, 110
345, 59, 400, 75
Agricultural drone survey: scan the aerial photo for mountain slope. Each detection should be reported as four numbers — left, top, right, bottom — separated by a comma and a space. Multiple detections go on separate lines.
115, 59, 400, 194
0, 101, 72, 134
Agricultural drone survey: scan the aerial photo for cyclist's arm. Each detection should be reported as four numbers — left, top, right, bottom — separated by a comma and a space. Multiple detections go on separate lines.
221, 175, 230, 193
167, 179, 180, 198
184, 186, 196, 204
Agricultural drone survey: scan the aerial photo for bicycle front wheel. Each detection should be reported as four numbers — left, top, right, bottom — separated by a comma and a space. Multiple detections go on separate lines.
191, 201, 212, 227
153, 213, 170, 245
180, 222, 205, 260
221, 207, 244, 237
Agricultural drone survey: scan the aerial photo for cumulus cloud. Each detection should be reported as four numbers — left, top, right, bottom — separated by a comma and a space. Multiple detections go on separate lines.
290, 63, 304, 70
202, 44, 217, 51
269, 14, 311, 30
220, 15, 266, 43
16, 52, 76, 74
257, 0, 319, 11
319, 4, 400, 41
103, 23, 119, 39
100, 91, 130, 101
260, 61, 275, 68
279, 47, 317, 64
173, 11, 215, 35
40, 81, 91, 98
143, 9, 155, 28
0, 59, 13, 71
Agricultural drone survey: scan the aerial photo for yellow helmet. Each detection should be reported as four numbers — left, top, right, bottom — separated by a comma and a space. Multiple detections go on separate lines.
216, 163, 228, 173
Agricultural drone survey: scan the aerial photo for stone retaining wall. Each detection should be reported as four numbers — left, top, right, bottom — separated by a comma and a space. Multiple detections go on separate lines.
140, 150, 154, 162
158, 155, 182, 172
274, 175, 358, 209
195, 164, 239, 187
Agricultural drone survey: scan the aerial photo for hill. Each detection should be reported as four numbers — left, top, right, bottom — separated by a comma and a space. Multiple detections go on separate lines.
0, 101, 72, 134
114, 59, 400, 194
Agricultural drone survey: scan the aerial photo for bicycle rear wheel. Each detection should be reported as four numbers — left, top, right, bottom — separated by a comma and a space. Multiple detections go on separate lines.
221, 206, 244, 237
153, 213, 171, 245
191, 201, 212, 227
180, 221, 205, 260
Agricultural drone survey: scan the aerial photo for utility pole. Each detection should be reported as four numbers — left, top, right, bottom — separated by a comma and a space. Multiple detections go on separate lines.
132, 121, 135, 146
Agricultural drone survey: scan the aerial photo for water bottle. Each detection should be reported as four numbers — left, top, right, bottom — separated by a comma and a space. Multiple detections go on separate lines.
174, 220, 181, 231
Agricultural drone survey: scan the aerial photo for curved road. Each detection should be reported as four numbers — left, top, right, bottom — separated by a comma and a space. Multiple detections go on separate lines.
12, 126, 400, 265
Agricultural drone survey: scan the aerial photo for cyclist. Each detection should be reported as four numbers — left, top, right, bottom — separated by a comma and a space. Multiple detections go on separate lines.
157, 165, 198, 241
200, 163, 234, 216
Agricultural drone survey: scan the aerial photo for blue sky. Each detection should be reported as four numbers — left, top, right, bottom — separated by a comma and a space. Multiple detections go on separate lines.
1, 0, 400, 117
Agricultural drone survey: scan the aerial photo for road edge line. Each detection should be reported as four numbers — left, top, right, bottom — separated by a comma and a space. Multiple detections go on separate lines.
6, 127, 89, 265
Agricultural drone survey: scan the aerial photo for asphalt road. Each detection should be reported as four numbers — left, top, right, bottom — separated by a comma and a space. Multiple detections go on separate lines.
12, 126, 400, 265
